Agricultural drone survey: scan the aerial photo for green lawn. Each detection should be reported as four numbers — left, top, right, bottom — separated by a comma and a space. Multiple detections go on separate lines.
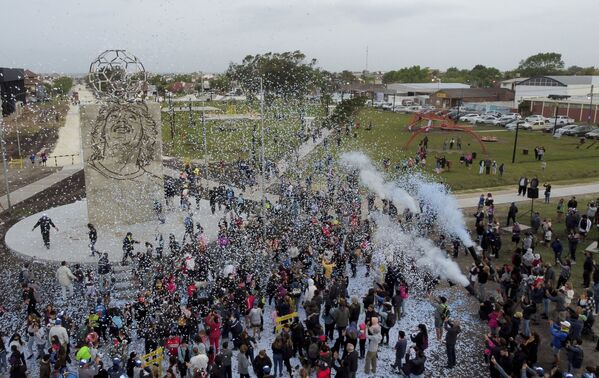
300, 108, 599, 191
161, 101, 325, 162
464, 194, 599, 292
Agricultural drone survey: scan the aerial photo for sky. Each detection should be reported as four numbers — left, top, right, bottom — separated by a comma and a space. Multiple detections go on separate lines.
1, 0, 598, 75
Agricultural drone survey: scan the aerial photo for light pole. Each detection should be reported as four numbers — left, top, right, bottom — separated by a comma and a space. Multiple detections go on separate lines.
0, 97, 12, 210
588, 85, 595, 125
511, 121, 523, 164
201, 101, 208, 187
259, 77, 266, 239
432, 77, 441, 107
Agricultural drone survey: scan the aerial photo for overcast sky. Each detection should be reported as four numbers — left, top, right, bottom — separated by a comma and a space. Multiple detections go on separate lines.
2, 0, 597, 74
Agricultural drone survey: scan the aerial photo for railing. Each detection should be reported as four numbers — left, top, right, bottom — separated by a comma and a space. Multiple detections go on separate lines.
15, 153, 80, 168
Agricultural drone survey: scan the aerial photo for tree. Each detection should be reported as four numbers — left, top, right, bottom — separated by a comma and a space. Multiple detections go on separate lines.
517, 52, 564, 77
338, 70, 357, 84
382, 66, 431, 84
52, 76, 73, 95
468, 65, 502, 87
565, 65, 599, 76
209, 75, 231, 93
226, 51, 318, 99
331, 96, 367, 125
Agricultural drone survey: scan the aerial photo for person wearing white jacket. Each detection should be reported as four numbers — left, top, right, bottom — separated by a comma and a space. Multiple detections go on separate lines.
304, 278, 317, 304
56, 261, 76, 301
48, 318, 69, 346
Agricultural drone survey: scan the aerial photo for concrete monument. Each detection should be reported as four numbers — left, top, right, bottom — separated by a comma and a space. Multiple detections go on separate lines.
81, 50, 163, 225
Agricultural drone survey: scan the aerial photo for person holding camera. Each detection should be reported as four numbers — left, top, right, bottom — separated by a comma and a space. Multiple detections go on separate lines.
444, 319, 461, 369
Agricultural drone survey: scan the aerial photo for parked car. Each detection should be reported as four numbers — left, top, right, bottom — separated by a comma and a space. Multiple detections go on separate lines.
405, 105, 423, 113
562, 124, 597, 136
551, 124, 579, 137
490, 115, 516, 126
459, 113, 479, 123
474, 115, 499, 124
504, 113, 522, 120
505, 121, 525, 130
525, 115, 547, 123
584, 128, 599, 139
381, 102, 393, 110
393, 105, 409, 113
525, 120, 550, 130
505, 120, 546, 131
546, 115, 575, 126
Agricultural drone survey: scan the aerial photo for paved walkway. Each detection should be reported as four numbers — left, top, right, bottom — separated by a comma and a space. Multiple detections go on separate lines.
0, 165, 82, 210
165, 127, 332, 202
454, 182, 599, 208
50, 84, 93, 166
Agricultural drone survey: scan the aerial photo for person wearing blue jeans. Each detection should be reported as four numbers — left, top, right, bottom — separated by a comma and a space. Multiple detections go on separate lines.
271, 337, 283, 377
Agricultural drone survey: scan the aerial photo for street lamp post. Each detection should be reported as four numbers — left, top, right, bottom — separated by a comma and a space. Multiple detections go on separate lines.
511, 121, 523, 164
259, 77, 266, 239
553, 103, 560, 135
588, 85, 595, 125
0, 97, 12, 210
201, 101, 208, 187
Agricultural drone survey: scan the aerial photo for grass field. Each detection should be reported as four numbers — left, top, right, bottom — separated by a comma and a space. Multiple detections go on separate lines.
464, 194, 599, 292
161, 101, 325, 162
300, 108, 599, 191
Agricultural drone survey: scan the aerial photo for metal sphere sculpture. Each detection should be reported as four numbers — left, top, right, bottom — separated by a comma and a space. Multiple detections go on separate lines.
88, 50, 146, 100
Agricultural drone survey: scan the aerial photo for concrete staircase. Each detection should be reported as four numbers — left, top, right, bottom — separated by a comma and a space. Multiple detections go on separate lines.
109, 263, 138, 304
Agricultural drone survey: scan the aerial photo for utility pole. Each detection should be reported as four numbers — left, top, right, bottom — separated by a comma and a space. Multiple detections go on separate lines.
511, 121, 522, 164
0, 97, 12, 210
588, 85, 594, 125
168, 93, 175, 140
201, 101, 208, 187
259, 77, 266, 239
553, 103, 559, 135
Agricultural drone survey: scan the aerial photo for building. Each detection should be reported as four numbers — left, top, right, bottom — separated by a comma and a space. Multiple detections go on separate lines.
429, 88, 515, 109
387, 82, 470, 96
24, 69, 41, 93
0, 67, 26, 116
513, 75, 599, 123
514, 75, 599, 105
500, 77, 527, 91
524, 97, 598, 124
385, 82, 470, 106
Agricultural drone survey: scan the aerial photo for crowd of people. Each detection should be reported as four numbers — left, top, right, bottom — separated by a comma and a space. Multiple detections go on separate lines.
7, 156, 599, 378
471, 191, 599, 378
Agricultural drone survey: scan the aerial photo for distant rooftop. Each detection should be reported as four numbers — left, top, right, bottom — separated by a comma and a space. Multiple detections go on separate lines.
517, 75, 599, 87
387, 82, 470, 94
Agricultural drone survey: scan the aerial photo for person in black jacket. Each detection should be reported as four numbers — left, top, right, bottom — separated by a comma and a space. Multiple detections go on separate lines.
507, 203, 518, 225
32, 214, 58, 249
88, 224, 98, 257
253, 350, 272, 378
444, 320, 461, 369
122, 232, 139, 264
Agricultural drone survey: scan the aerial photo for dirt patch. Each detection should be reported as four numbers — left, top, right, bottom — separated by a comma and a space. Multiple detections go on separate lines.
1, 101, 69, 159
0, 166, 59, 197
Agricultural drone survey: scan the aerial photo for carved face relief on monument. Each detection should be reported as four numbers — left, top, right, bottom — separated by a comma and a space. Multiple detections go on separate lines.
89, 102, 159, 180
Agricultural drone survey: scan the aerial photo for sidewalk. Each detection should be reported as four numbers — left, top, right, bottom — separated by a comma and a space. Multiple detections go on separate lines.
50, 84, 94, 166
454, 182, 599, 208
0, 165, 83, 210
164, 127, 332, 202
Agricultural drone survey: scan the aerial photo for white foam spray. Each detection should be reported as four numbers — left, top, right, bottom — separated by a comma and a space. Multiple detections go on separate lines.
409, 178, 475, 248
372, 213, 469, 287
340, 151, 420, 214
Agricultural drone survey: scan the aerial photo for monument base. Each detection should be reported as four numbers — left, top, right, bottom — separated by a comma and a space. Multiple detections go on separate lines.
6, 199, 223, 263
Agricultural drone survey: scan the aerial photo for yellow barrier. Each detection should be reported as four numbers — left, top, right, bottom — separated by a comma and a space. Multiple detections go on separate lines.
275, 312, 298, 332
8, 158, 24, 169
141, 347, 164, 367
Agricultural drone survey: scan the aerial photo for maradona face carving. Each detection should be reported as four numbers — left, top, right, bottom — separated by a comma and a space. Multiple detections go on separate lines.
89, 102, 158, 180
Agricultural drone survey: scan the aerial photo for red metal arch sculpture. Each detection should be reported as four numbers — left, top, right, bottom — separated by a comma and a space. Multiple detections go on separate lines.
404, 113, 488, 155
